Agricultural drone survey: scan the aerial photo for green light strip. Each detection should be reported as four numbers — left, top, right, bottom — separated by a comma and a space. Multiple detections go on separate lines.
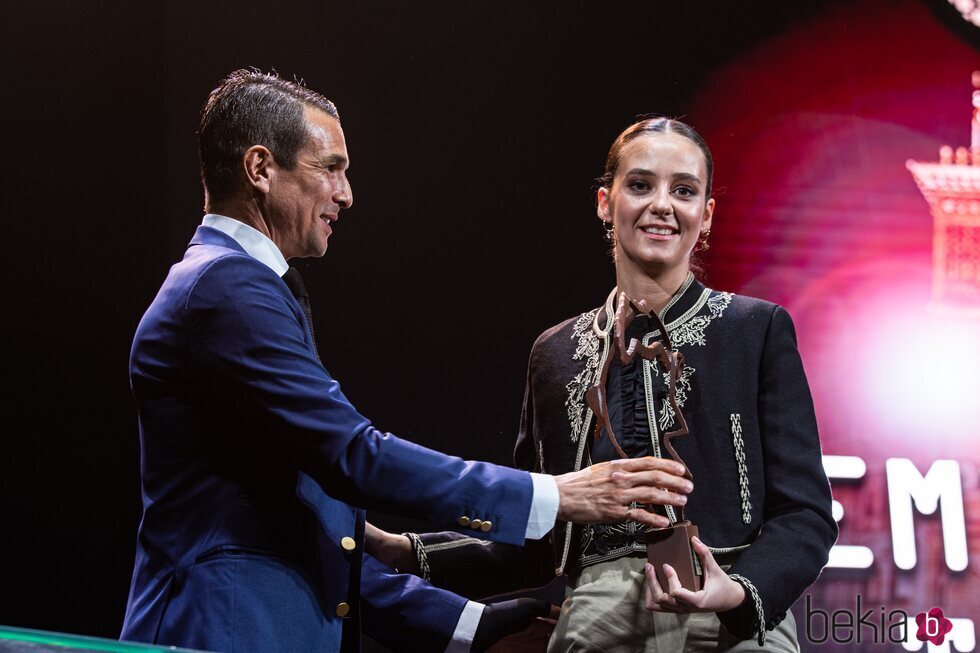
0, 625, 198, 652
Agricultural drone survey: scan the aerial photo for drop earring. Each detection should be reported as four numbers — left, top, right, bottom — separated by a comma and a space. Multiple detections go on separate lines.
696, 228, 711, 251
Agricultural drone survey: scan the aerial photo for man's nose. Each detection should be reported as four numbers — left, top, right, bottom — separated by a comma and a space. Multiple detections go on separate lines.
336, 175, 353, 209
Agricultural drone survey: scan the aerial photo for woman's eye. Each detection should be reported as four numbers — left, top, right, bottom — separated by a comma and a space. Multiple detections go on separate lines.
674, 186, 696, 197
627, 180, 650, 192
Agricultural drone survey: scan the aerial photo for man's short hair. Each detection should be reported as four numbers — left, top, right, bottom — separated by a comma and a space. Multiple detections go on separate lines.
198, 69, 339, 202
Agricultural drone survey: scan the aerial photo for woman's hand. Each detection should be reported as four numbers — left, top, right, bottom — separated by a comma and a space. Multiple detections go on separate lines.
364, 522, 419, 574
644, 536, 746, 613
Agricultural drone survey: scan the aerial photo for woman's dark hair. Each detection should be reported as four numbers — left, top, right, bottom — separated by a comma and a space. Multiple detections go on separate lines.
198, 68, 340, 202
597, 117, 713, 198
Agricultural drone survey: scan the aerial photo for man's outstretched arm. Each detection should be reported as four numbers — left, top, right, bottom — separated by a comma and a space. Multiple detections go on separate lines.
187, 255, 690, 542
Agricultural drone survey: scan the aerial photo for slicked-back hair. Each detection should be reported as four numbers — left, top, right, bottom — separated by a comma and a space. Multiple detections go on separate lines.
597, 117, 713, 199
198, 69, 339, 202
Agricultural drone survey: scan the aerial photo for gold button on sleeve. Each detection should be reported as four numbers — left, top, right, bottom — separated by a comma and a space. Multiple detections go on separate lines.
341, 537, 356, 551
480, 520, 492, 532
471, 519, 483, 530
457, 516, 471, 527
336, 602, 350, 618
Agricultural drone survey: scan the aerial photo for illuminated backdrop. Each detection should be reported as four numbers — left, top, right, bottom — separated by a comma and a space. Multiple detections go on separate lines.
688, 3, 979, 649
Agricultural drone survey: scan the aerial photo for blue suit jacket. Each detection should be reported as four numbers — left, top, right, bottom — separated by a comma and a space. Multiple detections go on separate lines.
121, 226, 535, 652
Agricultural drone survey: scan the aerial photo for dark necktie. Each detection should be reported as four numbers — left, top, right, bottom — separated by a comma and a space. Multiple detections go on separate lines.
282, 267, 320, 361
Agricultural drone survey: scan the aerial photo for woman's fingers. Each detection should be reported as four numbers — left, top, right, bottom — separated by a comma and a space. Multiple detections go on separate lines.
691, 536, 721, 574
644, 562, 681, 612
663, 562, 702, 608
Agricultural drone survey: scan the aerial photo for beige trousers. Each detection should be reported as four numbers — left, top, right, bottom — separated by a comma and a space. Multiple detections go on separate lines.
548, 557, 799, 653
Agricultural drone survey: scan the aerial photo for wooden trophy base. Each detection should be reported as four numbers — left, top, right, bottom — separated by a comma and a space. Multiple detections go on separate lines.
646, 521, 702, 592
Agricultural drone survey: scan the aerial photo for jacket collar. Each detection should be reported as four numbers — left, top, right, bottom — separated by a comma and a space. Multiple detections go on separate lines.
596, 273, 707, 334
662, 274, 707, 325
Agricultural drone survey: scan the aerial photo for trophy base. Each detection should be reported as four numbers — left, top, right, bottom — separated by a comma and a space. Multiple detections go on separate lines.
646, 521, 702, 592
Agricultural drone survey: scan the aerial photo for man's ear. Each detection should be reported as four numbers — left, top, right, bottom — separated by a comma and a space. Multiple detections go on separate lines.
243, 145, 275, 194
597, 186, 611, 224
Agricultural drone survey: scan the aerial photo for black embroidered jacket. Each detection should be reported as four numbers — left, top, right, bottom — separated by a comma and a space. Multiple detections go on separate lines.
417, 276, 837, 644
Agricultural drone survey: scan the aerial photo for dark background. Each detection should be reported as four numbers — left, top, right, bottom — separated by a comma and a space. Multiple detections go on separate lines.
1, 0, 975, 648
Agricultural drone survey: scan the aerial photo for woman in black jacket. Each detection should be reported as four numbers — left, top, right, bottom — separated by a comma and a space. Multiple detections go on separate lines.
372, 118, 837, 652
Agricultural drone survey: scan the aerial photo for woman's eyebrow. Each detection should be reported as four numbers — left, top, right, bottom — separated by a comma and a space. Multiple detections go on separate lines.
672, 172, 701, 184
623, 168, 701, 184
624, 167, 654, 176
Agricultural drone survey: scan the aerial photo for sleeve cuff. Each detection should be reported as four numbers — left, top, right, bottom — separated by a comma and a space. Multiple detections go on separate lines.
727, 573, 766, 646
524, 473, 559, 540
402, 531, 431, 581
443, 600, 485, 653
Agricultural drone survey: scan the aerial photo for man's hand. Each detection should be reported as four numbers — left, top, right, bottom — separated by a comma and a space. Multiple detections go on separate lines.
473, 599, 556, 652
644, 536, 746, 613
486, 606, 559, 653
364, 522, 418, 573
555, 457, 691, 528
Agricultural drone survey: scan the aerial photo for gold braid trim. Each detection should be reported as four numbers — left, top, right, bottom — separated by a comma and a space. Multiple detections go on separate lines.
402, 532, 430, 581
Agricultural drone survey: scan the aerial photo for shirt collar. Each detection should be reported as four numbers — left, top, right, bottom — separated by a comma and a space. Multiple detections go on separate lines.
202, 214, 289, 277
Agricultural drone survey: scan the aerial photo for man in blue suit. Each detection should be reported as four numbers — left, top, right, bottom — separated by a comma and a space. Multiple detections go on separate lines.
120, 69, 691, 653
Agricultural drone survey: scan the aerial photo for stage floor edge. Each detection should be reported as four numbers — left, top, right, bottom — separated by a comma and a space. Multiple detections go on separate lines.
0, 626, 209, 652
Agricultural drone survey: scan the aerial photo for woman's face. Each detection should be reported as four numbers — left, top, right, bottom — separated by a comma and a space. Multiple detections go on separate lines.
598, 132, 714, 280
